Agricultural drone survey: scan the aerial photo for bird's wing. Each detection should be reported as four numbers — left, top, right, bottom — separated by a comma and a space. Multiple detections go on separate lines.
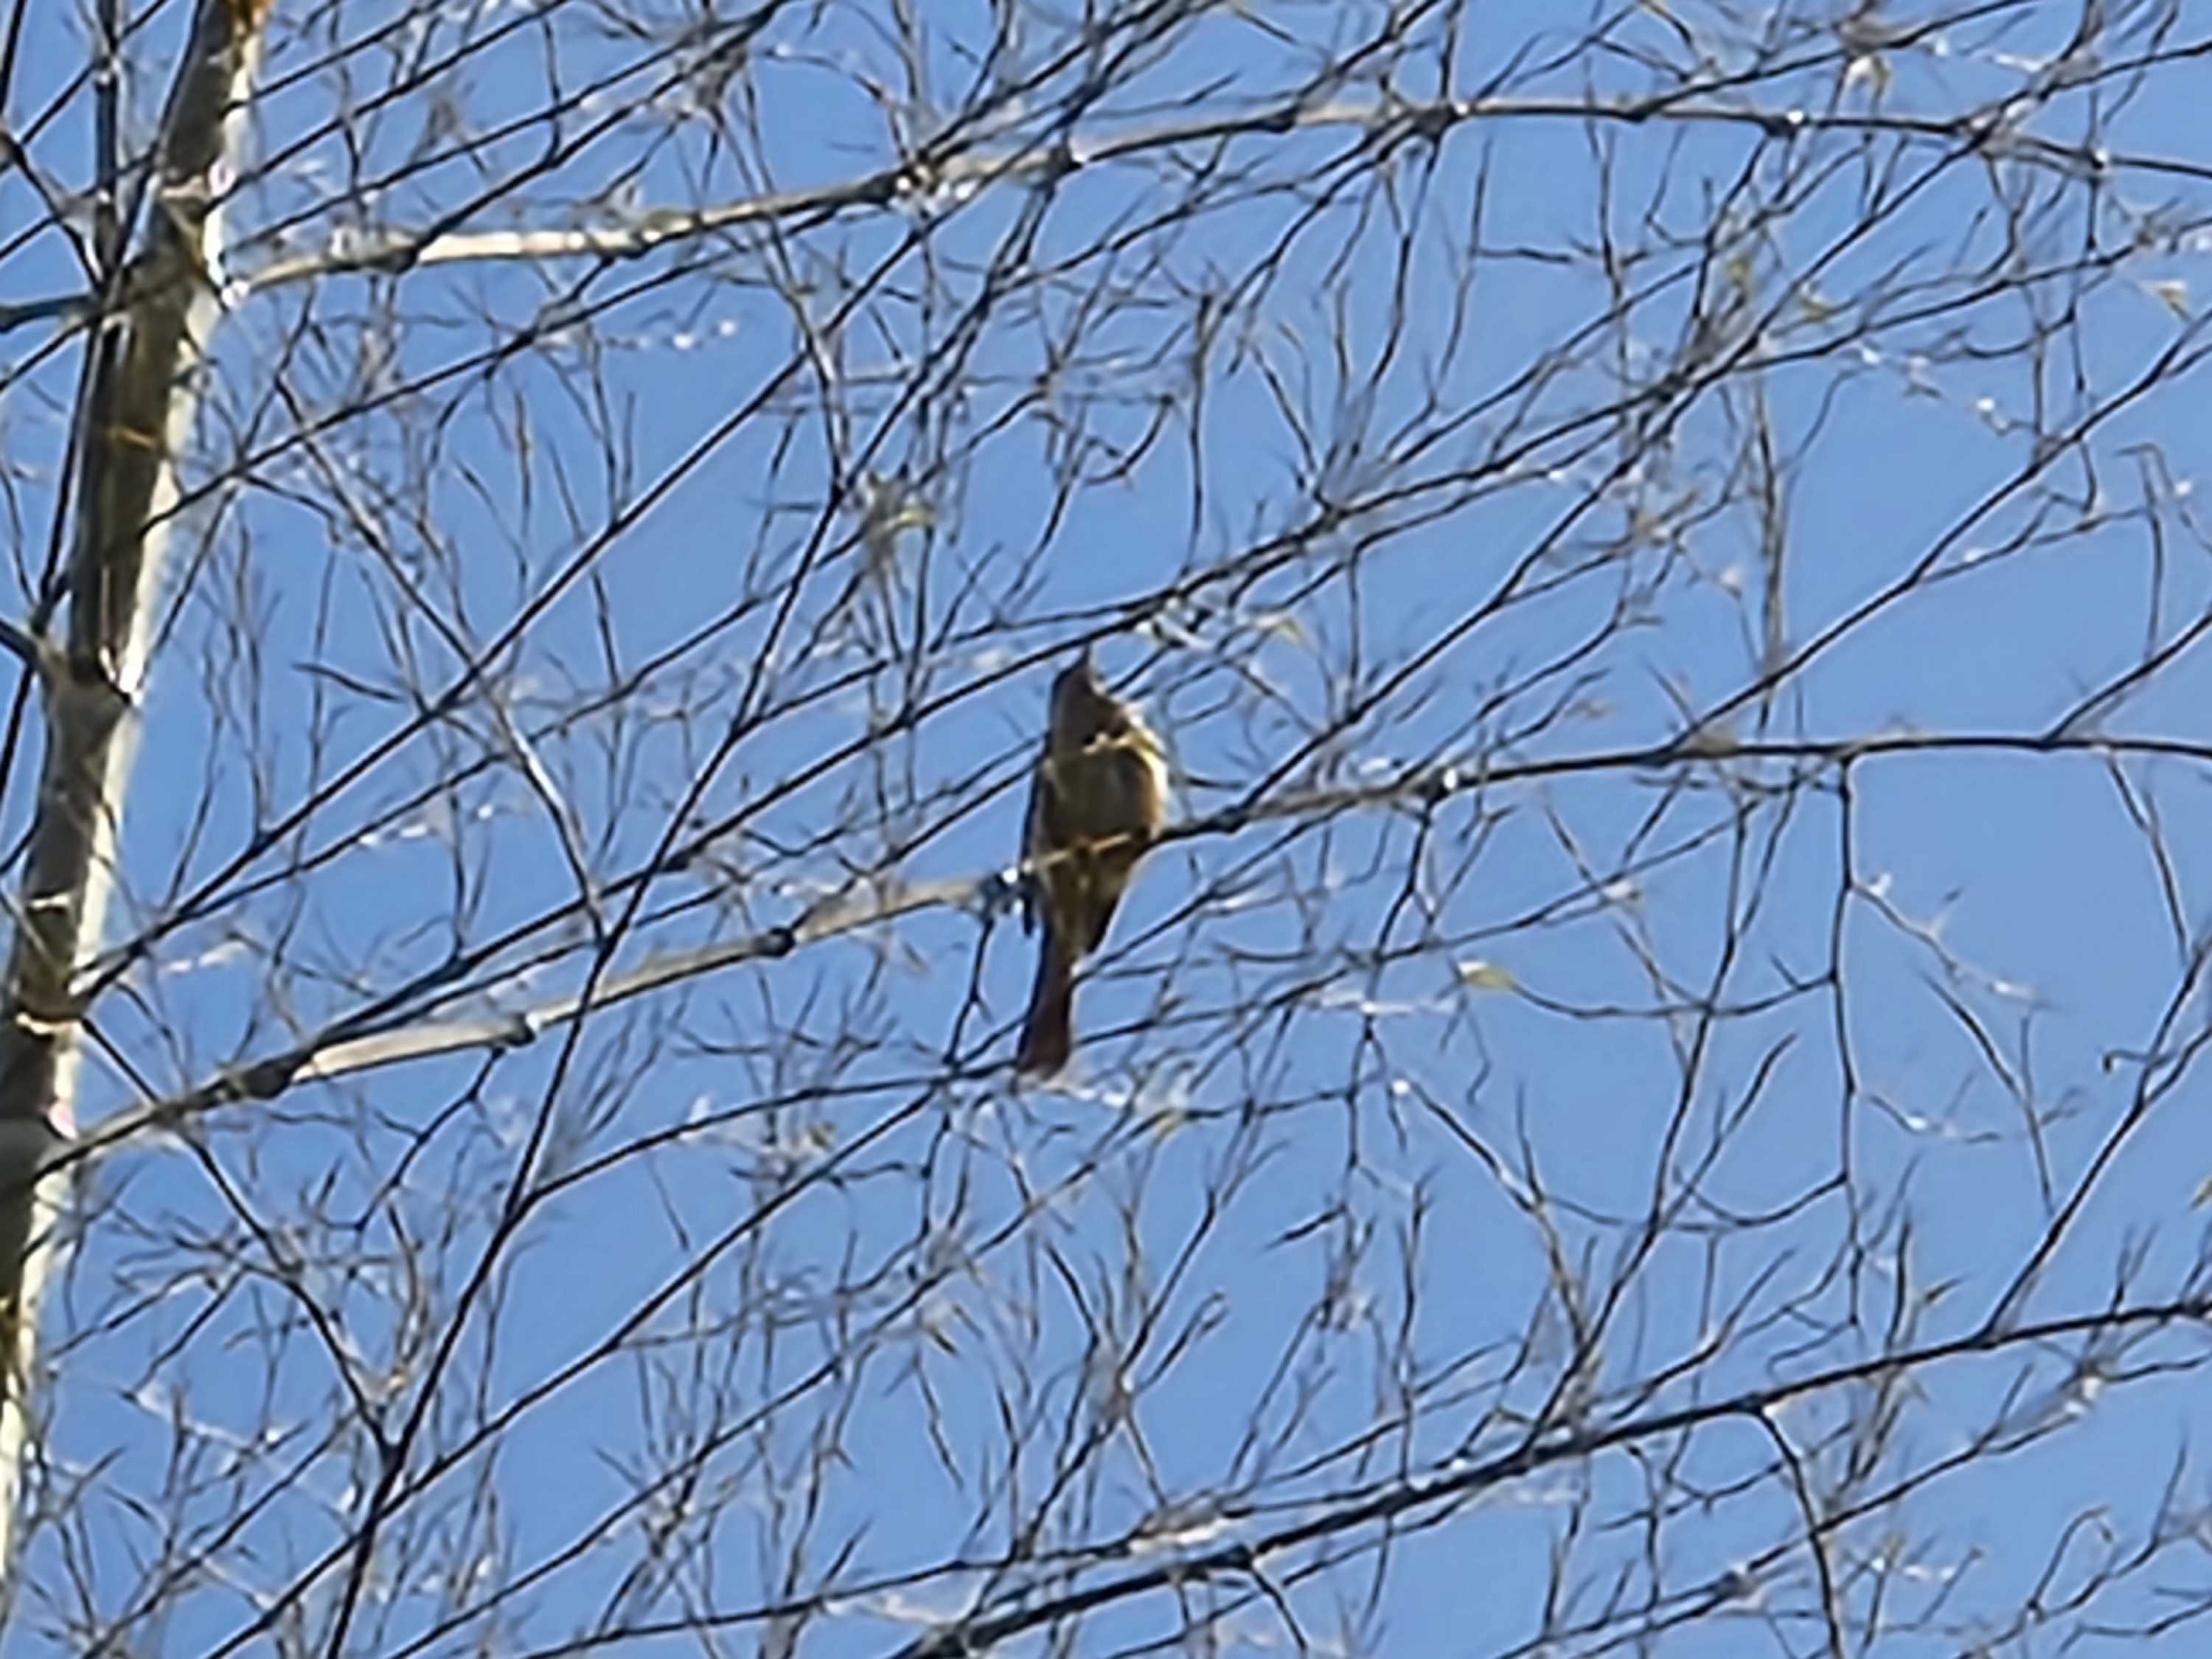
1019, 742, 1057, 934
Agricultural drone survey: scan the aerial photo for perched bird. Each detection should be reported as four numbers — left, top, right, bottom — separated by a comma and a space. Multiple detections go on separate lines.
1016, 650, 1169, 1076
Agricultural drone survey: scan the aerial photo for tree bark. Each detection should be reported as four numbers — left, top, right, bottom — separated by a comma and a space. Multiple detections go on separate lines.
0, 0, 269, 1600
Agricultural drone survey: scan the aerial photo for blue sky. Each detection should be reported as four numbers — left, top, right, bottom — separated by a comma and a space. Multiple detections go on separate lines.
10, 0, 2212, 1654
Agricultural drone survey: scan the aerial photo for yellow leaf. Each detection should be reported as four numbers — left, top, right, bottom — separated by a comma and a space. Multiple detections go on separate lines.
1456, 960, 1517, 992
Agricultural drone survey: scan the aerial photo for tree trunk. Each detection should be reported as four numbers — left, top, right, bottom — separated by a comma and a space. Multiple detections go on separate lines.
0, 0, 270, 1599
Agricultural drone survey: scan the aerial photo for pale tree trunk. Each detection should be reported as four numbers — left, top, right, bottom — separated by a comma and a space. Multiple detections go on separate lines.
0, 0, 269, 1598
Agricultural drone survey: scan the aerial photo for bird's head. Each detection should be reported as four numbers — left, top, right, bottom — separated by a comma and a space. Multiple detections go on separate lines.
1048, 647, 1115, 730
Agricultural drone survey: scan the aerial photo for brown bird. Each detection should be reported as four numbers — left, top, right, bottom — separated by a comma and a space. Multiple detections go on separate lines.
1016, 650, 1169, 1076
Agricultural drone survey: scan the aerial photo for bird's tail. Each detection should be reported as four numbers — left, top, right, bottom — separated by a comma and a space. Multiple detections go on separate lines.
1017, 931, 1076, 1077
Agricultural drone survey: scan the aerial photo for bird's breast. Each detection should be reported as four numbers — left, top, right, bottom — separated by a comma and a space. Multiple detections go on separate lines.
1057, 737, 1165, 837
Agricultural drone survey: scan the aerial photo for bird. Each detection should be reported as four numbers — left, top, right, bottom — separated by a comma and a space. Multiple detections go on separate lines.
1016, 650, 1169, 1077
